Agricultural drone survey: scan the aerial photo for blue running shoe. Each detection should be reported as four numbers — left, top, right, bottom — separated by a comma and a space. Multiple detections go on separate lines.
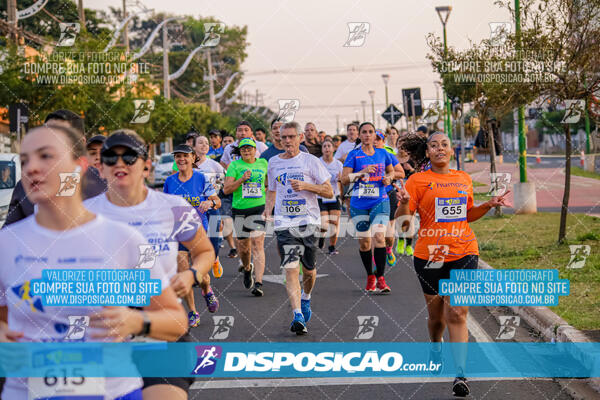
301, 298, 312, 323
290, 312, 307, 335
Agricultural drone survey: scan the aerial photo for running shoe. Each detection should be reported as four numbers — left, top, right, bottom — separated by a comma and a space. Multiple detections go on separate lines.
386, 251, 396, 267
328, 247, 339, 255
376, 276, 391, 293
251, 282, 263, 297
301, 298, 312, 323
188, 311, 200, 328
212, 258, 223, 278
228, 248, 238, 258
203, 290, 219, 313
241, 263, 254, 289
290, 312, 308, 335
405, 245, 414, 256
366, 275, 377, 292
396, 238, 406, 255
452, 377, 470, 397
318, 237, 325, 249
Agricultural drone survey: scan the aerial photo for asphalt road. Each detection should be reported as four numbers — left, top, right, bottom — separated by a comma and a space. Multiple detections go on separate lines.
185, 227, 584, 400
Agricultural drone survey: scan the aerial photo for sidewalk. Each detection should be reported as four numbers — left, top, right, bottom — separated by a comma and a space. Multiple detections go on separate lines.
463, 161, 600, 210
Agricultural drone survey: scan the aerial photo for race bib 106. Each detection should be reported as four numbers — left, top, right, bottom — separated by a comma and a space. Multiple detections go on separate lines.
242, 182, 262, 198
435, 197, 467, 222
281, 199, 307, 216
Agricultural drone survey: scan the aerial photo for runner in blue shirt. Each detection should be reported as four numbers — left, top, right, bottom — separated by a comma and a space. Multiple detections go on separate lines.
164, 144, 221, 327
374, 130, 404, 268
341, 122, 396, 294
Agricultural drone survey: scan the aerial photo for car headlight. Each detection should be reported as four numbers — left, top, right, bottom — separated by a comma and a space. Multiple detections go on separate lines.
0, 205, 8, 222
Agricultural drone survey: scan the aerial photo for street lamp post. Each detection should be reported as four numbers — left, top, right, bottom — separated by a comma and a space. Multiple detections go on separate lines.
368, 90, 375, 123
361, 100, 367, 122
435, 5, 453, 141
381, 74, 390, 107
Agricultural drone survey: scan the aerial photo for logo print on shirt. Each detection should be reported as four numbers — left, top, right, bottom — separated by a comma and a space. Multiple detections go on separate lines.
192, 345, 222, 375
137, 244, 157, 269
11, 281, 44, 313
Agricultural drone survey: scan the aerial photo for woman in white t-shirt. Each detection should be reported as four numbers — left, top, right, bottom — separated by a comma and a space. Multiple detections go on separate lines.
0, 125, 187, 400
317, 140, 344, 255
84, 130, 216, 400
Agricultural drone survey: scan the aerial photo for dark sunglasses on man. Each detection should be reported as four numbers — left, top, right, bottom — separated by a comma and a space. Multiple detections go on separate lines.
101, 149, 144, 166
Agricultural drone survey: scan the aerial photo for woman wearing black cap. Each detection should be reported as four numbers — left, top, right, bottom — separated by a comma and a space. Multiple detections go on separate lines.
85, 130, 216, 399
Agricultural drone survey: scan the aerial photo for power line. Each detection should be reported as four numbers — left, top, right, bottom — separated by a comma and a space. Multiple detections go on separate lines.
245, 62, 429, 76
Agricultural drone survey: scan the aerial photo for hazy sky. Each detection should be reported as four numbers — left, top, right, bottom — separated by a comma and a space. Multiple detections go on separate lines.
89, 0, 511, 133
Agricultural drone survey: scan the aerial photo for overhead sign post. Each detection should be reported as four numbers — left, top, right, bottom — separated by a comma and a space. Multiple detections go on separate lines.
381, 104, 403, 126
402, 88, 422, 131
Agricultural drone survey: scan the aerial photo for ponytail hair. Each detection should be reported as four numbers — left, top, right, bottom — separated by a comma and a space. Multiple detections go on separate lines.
399, 134, 429, 171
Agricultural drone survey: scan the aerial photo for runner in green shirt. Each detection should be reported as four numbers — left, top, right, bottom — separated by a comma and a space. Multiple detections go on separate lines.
223, 138, 268, 296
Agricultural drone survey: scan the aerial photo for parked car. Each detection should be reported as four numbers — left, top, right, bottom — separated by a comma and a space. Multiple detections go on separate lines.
0, 153, 20, 225
153, 153, 175, 187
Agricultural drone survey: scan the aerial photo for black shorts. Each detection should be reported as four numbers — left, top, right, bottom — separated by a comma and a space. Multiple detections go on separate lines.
232, 205, 266, 238
388, 188, 398, 220
318, 196, 341, 212
413, 254, 479, 296
141, 333, 195, 391
276, 226, 318, 270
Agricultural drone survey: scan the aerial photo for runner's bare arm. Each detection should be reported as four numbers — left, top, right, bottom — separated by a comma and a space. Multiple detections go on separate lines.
467, 191, 512, 222
393, 182, 415, 220
341, 166, 368, 185
263, 189, 276, 220
289, 179, 333, 198
223, 174, 249, 195
393, 163, 405, 180
181, 226, 215, 286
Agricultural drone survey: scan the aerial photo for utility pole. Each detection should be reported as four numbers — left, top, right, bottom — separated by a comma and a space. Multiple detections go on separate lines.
163, 21, 172, 152
122, 0, 129, 52
7, 0, 18, 44
206, 50, 217, 111
336, 115, 340, 134
78, 0, 86, 30
361, 100, 367, 122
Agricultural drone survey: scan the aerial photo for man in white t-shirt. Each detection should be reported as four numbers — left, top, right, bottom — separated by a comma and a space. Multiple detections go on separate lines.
263, 121, 333, 335
220, 121, 268, 168
334, 122, 359, 163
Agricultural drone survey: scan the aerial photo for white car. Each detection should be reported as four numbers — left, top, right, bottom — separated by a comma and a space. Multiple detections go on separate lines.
0, 153, 20, 225
153, 153, 175, 187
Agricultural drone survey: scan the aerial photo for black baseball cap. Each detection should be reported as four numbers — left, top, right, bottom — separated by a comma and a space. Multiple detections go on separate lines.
86, 135, 106, 148
172, 144, 195, 154
208, 129, 222, 137
185, 132, 199, 141
102, 132, 147, 157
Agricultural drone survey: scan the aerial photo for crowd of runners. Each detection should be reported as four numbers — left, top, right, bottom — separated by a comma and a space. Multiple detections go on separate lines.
0, 109, 511, 399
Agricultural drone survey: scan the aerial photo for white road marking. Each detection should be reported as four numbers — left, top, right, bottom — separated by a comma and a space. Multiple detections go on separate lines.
190, 376, 553, 390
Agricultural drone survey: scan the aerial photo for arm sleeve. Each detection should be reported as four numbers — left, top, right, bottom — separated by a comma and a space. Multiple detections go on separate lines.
267, 163, 276, 189
162, 179, 170, 194
465, 172, 475, 210
387, 152, 399, 166
404, 176, 419, 213
225, 162, 236, 178
314, 159, 332, 185
343, 151, 356, 170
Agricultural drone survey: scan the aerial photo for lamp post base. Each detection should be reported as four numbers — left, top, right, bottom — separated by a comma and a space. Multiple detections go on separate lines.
513, 182, 537, 214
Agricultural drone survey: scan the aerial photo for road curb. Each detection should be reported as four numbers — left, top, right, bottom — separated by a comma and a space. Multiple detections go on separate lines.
478, 259, 600, 394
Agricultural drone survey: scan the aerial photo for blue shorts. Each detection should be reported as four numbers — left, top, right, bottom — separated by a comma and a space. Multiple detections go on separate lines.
350, 199, 390, 232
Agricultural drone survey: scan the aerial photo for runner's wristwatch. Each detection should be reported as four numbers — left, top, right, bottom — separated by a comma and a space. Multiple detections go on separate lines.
189, 267, 202, 287
138, 311, 151, 336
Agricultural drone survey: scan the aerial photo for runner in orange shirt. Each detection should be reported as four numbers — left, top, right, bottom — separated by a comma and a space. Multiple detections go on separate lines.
394, 132, 511, 397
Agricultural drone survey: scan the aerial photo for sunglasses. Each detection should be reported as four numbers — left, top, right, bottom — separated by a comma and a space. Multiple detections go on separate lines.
101, 149, 143, 166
